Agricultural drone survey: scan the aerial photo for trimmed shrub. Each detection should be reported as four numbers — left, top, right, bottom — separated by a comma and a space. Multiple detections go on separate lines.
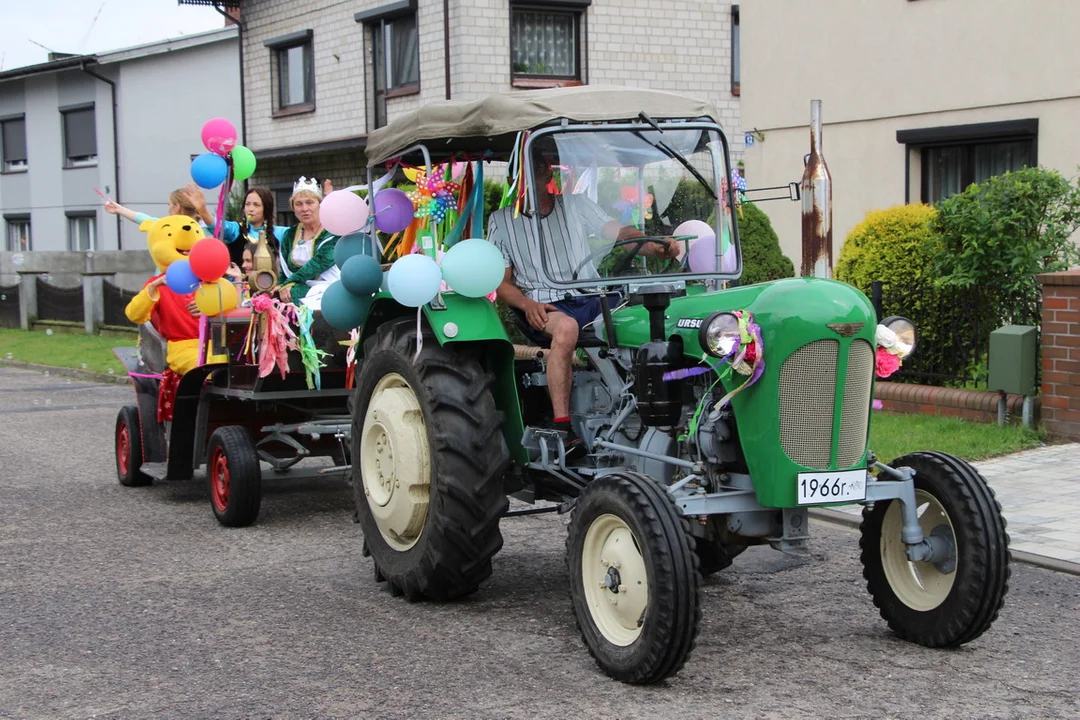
834, 203, 939, 292
735, 202, 795, 285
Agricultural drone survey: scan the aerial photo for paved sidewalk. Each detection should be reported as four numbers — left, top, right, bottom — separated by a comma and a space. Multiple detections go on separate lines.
821, 443, 1080, 573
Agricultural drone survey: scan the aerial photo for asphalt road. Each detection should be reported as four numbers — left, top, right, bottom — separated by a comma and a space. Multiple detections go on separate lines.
1, 366, 1077, 720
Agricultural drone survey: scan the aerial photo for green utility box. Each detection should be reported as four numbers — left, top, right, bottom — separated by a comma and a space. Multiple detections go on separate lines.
988, 325, 1038, 396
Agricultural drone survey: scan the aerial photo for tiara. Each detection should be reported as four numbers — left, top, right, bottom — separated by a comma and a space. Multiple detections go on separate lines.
292, 176, 322, 199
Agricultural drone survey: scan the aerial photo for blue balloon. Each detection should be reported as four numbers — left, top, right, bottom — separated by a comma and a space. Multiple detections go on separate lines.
340, 254, 383, 297
333, 231, 375, 270
440, 238, 505, 298
165, 259, 200, 294
387, 254, 443, 307
321, 280, 374, 330
190, 153, 228, 189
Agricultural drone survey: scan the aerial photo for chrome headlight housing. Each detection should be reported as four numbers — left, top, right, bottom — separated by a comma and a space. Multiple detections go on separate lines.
879, 315, 916, 359
699, 311, 742, 358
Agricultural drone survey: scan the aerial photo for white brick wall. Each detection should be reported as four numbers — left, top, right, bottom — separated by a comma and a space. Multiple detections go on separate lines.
240, 0, 742, 157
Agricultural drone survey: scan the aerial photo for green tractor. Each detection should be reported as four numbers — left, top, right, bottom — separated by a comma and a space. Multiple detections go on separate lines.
347, 87, 1009, 684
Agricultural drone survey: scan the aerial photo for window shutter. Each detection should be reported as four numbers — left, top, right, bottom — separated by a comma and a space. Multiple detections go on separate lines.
2, 119, 27, 163
64, 107, 97, 159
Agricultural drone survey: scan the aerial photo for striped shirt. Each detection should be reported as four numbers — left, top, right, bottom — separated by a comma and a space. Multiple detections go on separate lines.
487, 194, 614, 303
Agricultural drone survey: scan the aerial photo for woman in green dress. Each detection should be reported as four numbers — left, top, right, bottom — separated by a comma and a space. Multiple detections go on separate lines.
276, 176, 340, 311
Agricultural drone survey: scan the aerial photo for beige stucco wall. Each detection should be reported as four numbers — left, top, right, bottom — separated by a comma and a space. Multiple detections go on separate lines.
741, 0, 1080, 270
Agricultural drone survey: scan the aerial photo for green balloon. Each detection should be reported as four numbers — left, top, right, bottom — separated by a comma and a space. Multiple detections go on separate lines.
231, 145, 257, 181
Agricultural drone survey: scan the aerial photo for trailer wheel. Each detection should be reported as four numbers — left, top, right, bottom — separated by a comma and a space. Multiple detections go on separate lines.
567, 471, 701, 684
352, 318, 509, 601
860, 451, 1010, 647
115, 405, 152, 487
207, 426, 262, 528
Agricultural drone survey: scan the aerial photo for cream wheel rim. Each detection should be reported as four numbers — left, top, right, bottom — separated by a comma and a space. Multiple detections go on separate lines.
581, 513, 649, 646
360, 373, 431, 551
880, 489, 957, 611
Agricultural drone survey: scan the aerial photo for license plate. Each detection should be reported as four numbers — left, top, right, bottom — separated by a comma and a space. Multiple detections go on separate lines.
796, 469, 867, 505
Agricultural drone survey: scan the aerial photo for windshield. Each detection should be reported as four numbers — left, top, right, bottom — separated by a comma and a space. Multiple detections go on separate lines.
515, 125, 739, 294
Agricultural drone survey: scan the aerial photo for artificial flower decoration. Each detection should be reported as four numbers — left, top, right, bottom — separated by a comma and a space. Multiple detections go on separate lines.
874, 323, 912, 378
662, 310, 765, 409
876, 347, 902, 378
407, 170, 461, 224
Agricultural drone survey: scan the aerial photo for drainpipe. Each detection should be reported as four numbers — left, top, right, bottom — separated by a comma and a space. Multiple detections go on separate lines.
443, 0, 451, 99
80, 62, 121, 249
800, 99, 832, 278
213, 3, 247, 185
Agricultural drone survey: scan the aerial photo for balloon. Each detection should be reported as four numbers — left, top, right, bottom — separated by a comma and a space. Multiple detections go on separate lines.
321, 280, 374, 330
372, 188, 415, 234
333, 232, 376, 269
195, 278, 239, 316
387, 254, 442, 307
673, 219, 714, 261
320, 190, 370, 236
231, 145, 257, 181
165, 260, 200, 294
340, 254, 383, 297
440, 239, 505, 298
188, 238, 231, 282
190, 153, 228, 189
686, 234, 737, 273
201, 117, 237, 156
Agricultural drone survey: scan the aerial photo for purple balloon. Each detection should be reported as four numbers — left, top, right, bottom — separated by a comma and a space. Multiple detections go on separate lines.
687, 234, 737, 274
373, 188, 415, 234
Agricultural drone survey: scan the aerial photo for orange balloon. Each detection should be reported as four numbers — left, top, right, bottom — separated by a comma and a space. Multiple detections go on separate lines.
195, 278, 239, 316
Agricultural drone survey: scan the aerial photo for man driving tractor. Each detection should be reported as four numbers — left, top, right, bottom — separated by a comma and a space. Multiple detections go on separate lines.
489, 135, 679, 460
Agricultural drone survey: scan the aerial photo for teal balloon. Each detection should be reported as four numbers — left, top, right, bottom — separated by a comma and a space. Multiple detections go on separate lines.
387, 254, 442, 307
333, 232, 375, 270
440, 238, 504, 298
340, 254, 383, 296
321, 280, 373, 330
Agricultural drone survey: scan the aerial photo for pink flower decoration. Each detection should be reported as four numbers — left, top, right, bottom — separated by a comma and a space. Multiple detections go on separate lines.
875, 347, 901, 378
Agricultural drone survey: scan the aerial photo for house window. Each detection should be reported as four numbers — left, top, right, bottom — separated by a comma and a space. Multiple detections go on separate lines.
265, 30, 315, 114
68, 213, 97, 251
898, 120, 1038, 204
5, 216, 31, 251
370, 14, 420, 128
731, 5, 740, 95
510, 5, 582, 82
1, 116, 28, 172
62, 106, 97, 168
273, 187, 298, 228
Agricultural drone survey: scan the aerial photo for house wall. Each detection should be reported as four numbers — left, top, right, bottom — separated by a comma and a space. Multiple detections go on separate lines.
740, 0, 1080, 270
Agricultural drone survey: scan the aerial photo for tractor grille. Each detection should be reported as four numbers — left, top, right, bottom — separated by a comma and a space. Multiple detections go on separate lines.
838, 340, 874, 466
778, 340, 838, 469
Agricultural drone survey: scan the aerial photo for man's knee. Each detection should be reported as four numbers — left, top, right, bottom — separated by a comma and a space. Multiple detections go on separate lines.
548, 314, 579, 349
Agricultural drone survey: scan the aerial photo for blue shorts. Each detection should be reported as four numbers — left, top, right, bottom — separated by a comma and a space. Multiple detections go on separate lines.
513, 294, 619, 347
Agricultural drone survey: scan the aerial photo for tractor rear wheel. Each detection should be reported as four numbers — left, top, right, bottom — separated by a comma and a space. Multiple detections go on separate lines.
115, 405, 152, 487
207, 426, 262, 528
351, 318, 509, 601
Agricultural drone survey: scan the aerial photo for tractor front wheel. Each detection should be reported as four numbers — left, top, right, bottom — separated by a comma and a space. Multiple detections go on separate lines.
860, 451, 1010, 647
567, 471, 701, 684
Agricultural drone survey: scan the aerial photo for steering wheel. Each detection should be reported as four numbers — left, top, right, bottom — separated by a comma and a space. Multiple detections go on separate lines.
571, 235, 694, 280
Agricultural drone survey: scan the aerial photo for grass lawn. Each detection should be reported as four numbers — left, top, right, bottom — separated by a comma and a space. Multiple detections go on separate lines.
0, 327, 134, 375
869, 411, 1044, 463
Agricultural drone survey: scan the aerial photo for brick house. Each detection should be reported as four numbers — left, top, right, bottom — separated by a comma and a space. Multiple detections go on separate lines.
186, 0, 742, 226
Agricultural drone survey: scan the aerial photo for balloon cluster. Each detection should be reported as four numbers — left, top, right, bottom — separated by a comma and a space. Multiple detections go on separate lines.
165, 237, 238, 316
407, 171, 460, 223
675, 219, 737, 274
190, 118, 257, 189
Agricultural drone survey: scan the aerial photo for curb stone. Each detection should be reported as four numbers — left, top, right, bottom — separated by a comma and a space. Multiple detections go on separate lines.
809, 507, 1080, 577
0, 358, 132, 386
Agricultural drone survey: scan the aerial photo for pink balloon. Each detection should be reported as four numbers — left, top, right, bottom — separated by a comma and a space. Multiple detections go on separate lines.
372, 188, 414, 234
320, 190, 370, 236
673, 219, 714, 260
201, 118, 238, 156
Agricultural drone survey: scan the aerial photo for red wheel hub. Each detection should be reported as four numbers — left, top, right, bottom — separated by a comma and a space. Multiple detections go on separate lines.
117, 424, 131, 476
210, 448, 230, 513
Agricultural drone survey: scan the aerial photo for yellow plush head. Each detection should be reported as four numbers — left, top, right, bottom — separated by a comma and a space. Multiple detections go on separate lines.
139, 215, 206, 270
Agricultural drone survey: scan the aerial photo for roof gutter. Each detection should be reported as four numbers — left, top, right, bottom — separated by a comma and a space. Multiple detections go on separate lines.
80, 61, 122, 249
211, 2, 247, 186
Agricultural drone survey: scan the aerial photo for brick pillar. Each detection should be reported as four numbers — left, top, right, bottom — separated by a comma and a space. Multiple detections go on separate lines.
1037, 270, 1080, 440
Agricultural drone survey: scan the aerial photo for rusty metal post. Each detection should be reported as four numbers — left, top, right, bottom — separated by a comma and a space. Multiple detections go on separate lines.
801, 100, 833, 278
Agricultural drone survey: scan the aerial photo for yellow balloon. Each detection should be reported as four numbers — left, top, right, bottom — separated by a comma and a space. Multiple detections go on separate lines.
403, 167, 420, 182
195, 278, 239, 316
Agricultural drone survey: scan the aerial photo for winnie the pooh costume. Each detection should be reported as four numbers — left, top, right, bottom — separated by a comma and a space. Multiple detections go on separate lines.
125, 215, 206, 375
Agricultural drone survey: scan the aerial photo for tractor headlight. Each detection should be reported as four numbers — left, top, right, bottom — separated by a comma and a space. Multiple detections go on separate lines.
699, 312, 742, 358
879, 316, 916, 359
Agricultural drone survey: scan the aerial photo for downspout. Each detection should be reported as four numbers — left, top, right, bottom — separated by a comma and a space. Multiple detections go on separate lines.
443, 0, 451, 99
213, 3, 247, 186
80, 62, 121, 249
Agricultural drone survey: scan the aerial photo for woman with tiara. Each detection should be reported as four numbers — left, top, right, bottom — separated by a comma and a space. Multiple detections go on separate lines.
275, 176, 340, 310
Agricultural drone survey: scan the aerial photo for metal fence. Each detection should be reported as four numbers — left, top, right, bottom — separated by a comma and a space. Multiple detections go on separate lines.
36, 278, 84, 323
0, 284, 19, 329
871, 280, 1041, 389
103, 281, 138, 328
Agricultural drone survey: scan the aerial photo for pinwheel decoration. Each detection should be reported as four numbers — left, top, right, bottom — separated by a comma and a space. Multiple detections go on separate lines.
407, 171, 461, 224
613, 186, 654, 226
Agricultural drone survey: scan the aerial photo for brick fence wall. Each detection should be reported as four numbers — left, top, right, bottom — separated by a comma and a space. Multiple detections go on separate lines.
1037, 269, 1080, 440
875, 382, 1032, 424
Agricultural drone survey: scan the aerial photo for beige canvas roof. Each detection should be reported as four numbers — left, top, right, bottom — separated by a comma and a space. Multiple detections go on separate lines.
364, 85, 721, 167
